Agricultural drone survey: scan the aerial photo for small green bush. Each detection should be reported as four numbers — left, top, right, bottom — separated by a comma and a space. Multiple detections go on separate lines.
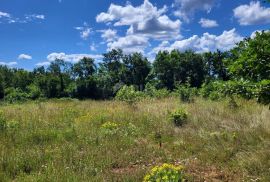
144, 83, 170, 99
143, 163, 185, 182
176, 84, 197, 103
115, 85, 143, 104
170, 108, 188, 127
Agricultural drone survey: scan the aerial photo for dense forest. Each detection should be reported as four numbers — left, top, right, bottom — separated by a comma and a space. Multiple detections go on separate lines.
0, 31, 269, 104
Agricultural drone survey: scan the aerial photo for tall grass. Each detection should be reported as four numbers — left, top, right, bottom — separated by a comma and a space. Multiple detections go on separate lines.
0, 97, 269, 181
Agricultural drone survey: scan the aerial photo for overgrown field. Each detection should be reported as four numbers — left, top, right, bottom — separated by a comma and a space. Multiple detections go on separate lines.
0, 98, 269, 181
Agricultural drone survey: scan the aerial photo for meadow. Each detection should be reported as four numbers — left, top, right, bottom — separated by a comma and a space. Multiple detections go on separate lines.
0, 97, 269, 181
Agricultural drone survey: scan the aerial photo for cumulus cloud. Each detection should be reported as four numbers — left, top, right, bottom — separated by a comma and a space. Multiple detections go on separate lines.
174, 0, 215, 22
75, 22, 92, 40
107, 35, 149, 54
18, 54, 32, 60
90, 43, 97, 51
250, 29, 270, 38
47, 53, 102, 63
99, 29, 118, 42
199, 18, 218, 28
36, 61, 50, 67
0, 61, 17, 66
234, 1, 270, 25
96, 0, 181, 40
0, 11, 11, 18
151, 28, 243, 54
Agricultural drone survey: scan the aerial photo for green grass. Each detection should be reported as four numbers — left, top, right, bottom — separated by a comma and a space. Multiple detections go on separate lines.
0, 97, 269, 181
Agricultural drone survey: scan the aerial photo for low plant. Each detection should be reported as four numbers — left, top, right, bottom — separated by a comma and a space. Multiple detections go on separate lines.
115, 85, 142, 105
169, 108, 188, 127
100, 121, 119, 136
176, 84, 195, 103
0, 110, 7, 131
143, 163, 185, 182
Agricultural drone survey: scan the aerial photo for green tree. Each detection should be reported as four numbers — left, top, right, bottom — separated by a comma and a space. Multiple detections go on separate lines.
228, 31, 270, 81
123, 53, 151, 91
153, 51, 175, 90
72, 57, 98, 98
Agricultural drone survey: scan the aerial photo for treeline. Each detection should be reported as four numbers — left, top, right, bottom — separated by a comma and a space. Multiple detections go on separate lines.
0, 31, 269, 104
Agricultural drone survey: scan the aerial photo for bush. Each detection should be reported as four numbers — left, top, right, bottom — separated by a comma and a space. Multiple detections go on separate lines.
115, 85, 143, 104
0, 110, 7, 131
200, 81, 225, 100
144, 83, 170, 99
4, 88, 29, 103
176, 84, 197, 103
170, 108, 188, 127
257, 80, 270, 105
27, 84, 42, 100
143, 163, 185, 182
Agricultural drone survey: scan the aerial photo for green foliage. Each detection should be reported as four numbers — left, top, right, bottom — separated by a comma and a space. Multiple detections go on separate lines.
200, 80, 270, 105
257, 80, 270, 105
176, 84, 197, 103
200, 82, 224, 101
228, 31, 270, 81
27, 84, 42, 100
0, 110, 7, 131
143, 163, 185, 182
100, 121, 119, 136
4, 88, 29, 103
115, 85, 143, 104
170, 108, 188, 127
144, 83, 170, 99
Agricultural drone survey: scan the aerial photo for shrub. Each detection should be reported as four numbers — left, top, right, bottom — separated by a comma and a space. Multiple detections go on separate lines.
170, 108, 188, 127
115, 85, 142, 104
27, 84, 42, 100
200, 81, 225, 100
144, 83, 170, 99
0, 110, 7, 131
176, 84, 196, 103
257, 80, 270, 105
4, 88, 29, 103
143, 163, 185, 182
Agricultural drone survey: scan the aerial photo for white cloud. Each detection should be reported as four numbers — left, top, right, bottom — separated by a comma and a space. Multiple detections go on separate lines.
234, 1, 270, 25
36, 61, 50, 67
75, 22, 92, 40
0, 11, 45, 24
18, 54, 32, 60
174, 0, 215, 22
250, 29, 270, 38
90, 43, 97, 51
96, 0, 181, 40
100, 29, 118, 42
25, 14, 45, 20
47, 53, 102, 63
0, 11, 11, 18
151, 28, 243, 54
199, 18, 218, 28
107, 35, 149, 54
0, 61, 17, 66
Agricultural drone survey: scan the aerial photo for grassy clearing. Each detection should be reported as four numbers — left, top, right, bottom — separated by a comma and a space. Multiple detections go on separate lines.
0, 98, 269, 181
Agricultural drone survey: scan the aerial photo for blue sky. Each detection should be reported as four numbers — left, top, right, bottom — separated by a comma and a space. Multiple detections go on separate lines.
0, 0, 270, 70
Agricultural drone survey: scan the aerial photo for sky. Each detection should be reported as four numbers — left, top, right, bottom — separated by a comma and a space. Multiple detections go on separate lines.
0, 0, 270, 70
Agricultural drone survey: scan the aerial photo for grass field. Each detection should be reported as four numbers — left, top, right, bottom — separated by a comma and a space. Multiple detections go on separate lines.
0, 98, 269, 181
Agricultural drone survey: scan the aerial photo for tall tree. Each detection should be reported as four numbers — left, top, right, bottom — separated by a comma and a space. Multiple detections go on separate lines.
228, 31, 270, 81
72, 57, 97, 98
123, 53, 151, 90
